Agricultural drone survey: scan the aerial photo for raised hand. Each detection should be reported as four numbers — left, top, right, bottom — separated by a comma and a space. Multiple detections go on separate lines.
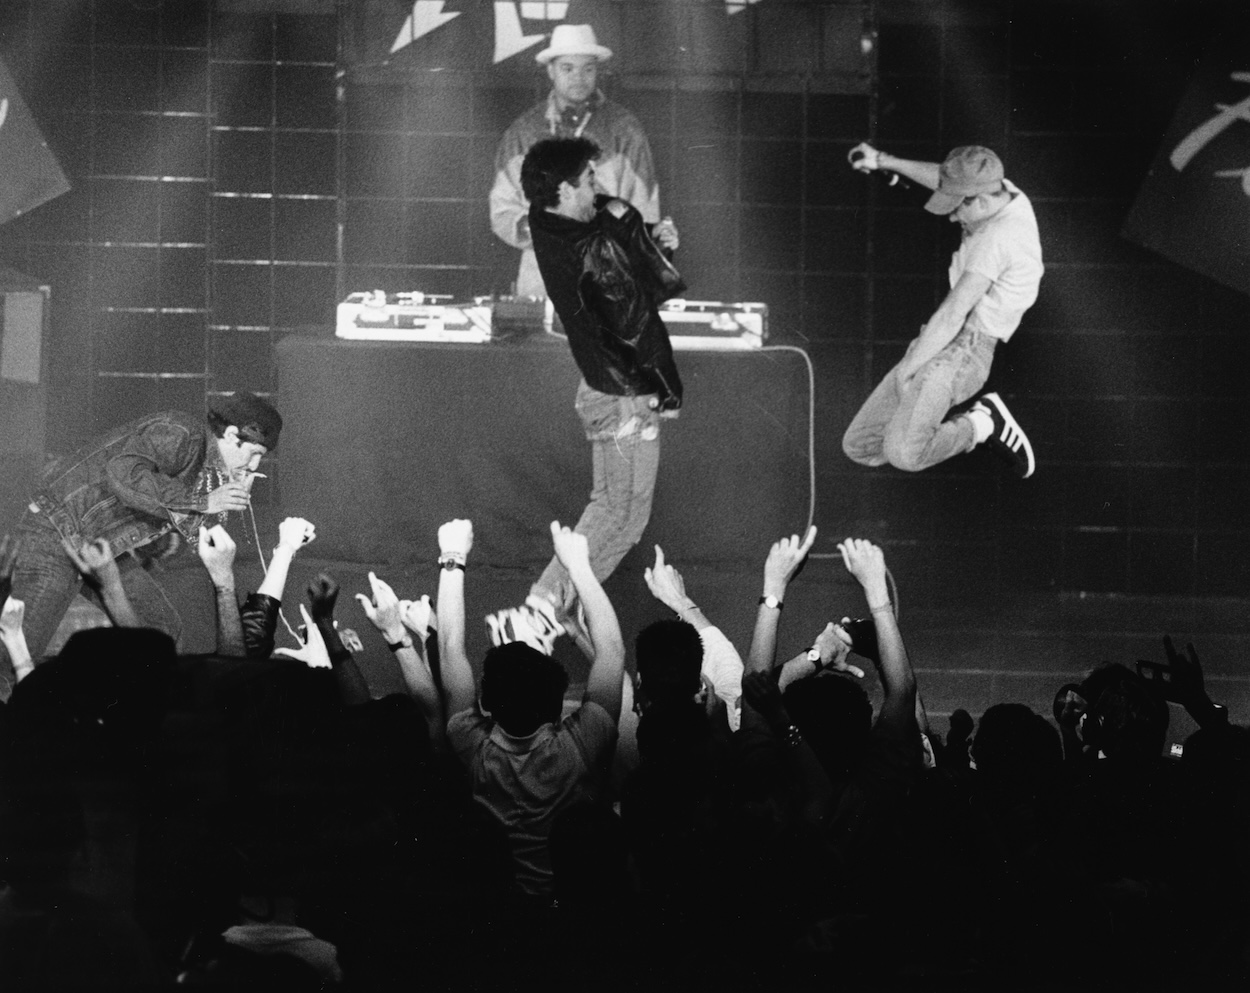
814, 621, 865, 678
205, 480, 251, 515
651, 216, 680, 252
763, 525, 817, 596
0, 595, 25, 641
438, 518, 473, 560
837, 538, 888, 596
355, 571, 405, 642
307, 572, 340, 622
277, 517, 316, 552
643, 544, 692, 613
0, 596, 31, 680
1156, 634, 1210, 714
271, 603, 332, 669
399, 594, 435, 644
0, 533, 19, 607
197, 525, 237, 585
847, 141, 882, 172
550, 521, 590, 572
63, 536, 122, 589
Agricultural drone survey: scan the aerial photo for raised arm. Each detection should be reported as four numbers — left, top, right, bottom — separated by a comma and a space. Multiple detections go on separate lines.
258, 517, 315, 601
436, 519, 477, 718
848, 142, 941, 190
196, 525, 244, 656
61, 537, 141, 629
554, 523, 624, 719
356, 570, 439, 719
308, 573, 370, 707
746, 526, 817, 675
0, 597, 34, 685
645, 544, 744, 727
838, 539, 915, 727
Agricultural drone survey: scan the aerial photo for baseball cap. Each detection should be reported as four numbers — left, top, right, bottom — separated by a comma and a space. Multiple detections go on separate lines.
209, 391, 282, 451
924, 146, 1005, 215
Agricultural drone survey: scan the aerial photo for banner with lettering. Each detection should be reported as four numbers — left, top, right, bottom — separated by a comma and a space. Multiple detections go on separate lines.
0, 57, 70, 227
1122, 19, 1250, 296
345, 0, 694, 74
342, 1, 865, 81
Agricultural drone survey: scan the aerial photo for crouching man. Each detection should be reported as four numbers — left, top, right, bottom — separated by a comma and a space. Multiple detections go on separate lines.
0, 392, 281, 698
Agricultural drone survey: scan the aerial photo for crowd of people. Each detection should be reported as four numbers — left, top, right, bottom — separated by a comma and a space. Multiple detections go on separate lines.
0, 506, 1246, 991
0, 22, 1243, 991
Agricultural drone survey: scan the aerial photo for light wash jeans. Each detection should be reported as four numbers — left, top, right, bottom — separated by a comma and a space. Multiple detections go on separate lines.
532, 381, 663, 612
842, 324, 996, 472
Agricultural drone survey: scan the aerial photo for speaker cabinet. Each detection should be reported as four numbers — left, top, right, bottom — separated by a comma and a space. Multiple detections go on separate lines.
0, 271, 49, 529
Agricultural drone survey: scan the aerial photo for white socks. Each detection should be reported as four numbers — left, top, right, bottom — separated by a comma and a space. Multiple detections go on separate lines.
967, 406, 993, 444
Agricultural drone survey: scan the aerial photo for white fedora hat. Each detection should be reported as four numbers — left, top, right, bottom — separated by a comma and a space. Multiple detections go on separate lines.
535, 24, 613, 64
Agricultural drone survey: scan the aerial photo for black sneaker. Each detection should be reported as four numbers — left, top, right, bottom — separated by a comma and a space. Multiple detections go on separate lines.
971, 392, 1035, 479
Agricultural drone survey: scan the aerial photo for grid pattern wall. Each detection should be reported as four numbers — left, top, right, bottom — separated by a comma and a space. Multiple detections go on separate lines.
0, 1, 1246, 597
835, 0, 1250, 603
0, 0, 338, 508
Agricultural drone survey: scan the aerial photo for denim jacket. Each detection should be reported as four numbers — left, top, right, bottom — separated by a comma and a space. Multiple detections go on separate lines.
29, 411, 221, 556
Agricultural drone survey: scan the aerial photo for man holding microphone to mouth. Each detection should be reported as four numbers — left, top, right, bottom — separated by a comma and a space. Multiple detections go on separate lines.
0, 391, 282, 698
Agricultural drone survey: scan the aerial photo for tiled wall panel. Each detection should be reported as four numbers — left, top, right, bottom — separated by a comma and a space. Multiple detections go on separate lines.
0, 0, 1244, 591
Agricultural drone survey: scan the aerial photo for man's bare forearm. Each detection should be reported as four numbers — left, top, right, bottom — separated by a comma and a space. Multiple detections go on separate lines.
213, 583, 245, 656
875, 151, 941, 190
98, 579, 143, 629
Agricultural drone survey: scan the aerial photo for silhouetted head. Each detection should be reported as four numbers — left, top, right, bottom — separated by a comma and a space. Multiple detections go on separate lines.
480, 642, 569, 737
635, 619, 703, 709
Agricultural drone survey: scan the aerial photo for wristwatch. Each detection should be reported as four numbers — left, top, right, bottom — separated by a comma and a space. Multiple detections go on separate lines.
759, 594, 783, 610
805, 647, 822, 664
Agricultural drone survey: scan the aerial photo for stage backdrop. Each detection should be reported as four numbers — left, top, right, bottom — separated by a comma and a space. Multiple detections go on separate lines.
344, 0, 871, 87
276, 335, 813, 570
1123, 12, 1250, 297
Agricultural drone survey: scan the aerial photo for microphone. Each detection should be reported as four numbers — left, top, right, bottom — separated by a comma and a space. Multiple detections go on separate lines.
847, 143, 911, 190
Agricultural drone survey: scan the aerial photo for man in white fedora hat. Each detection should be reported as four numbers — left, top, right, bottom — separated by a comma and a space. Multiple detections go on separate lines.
490, 23, 676, 299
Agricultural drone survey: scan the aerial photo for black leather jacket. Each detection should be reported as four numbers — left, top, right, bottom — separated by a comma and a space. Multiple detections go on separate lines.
531, 195, 685, 410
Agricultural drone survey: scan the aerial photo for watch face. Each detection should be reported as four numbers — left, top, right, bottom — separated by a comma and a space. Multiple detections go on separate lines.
806, 648, 821, 663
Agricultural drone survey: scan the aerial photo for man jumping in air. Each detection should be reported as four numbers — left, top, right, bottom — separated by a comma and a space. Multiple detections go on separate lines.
842, 143, 1042, 478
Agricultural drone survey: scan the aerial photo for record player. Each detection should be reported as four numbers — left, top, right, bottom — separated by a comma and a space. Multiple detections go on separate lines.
660, 300, 768, 350
335, 291, 492, 342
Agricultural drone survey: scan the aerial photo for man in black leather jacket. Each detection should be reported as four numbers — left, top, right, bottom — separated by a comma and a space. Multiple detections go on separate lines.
0, 392, 281, 697
486, 136, 685, 653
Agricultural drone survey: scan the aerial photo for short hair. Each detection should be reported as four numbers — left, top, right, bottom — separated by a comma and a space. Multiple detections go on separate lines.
635, 619, 703, 708
480, 642, 569, 737
971, 703, 1061, 789
521, 136, 601, 210
782, 673, 873, 779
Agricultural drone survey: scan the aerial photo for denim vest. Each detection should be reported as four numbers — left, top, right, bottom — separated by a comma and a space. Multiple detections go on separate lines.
27, 411, 217, 556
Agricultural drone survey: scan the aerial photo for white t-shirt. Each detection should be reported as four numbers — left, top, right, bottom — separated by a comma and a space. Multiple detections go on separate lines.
949, 178, 1043, 343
